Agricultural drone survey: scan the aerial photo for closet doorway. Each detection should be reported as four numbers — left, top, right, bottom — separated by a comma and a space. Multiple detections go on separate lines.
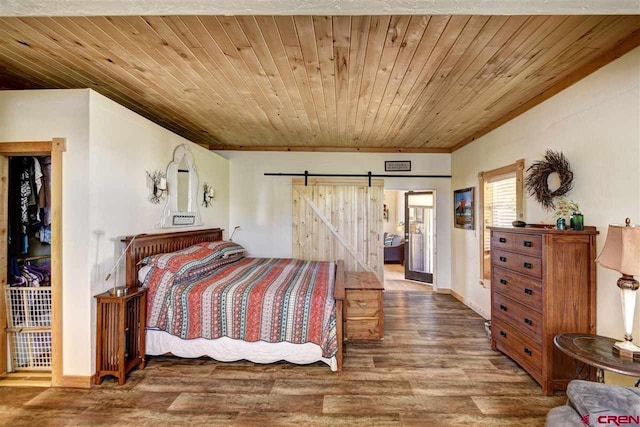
0, 139, 64, 387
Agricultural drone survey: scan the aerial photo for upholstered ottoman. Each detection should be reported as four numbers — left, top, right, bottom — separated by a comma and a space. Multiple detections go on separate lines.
546, 380, 640, 426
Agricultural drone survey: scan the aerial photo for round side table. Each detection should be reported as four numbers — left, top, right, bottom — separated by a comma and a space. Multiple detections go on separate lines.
554, 333, 640, 384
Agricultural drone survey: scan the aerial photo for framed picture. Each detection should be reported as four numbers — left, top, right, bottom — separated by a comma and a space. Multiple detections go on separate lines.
454, 187, 474, 230
385, 160, 411, 172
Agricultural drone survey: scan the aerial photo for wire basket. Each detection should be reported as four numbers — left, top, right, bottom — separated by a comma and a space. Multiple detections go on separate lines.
8, 330, 52, 370
5, 286, 52, 328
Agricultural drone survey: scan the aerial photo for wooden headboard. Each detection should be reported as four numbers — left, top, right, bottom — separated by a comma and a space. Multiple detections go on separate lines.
123, 228, 223, 288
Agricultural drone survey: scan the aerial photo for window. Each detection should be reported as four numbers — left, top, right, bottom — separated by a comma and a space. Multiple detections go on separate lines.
479, 160, 524, 282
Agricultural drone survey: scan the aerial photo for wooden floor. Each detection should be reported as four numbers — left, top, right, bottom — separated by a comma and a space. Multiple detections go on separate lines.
383, 264, 433, 291
0, 292, 565, 426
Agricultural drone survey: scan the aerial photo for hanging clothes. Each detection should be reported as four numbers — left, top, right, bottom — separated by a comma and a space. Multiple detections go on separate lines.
31, 157, 43, 224
7, 156, 53, 291
38, 225, 52, 244
19, 157, 32, 253
16, 261, 51, 288
39, 157, 52, 226
7, 256, 24, 286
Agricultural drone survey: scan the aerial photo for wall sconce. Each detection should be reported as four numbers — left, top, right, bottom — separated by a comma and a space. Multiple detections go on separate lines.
147, 170, 167, 204
202, 182, 215, 207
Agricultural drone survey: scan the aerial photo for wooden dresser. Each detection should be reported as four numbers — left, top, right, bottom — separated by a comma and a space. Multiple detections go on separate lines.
344, 272, 384, 340
489, 226, 597, 395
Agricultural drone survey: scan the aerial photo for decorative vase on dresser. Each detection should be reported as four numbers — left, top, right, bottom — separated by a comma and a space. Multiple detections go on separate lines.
489, 225, 598, 395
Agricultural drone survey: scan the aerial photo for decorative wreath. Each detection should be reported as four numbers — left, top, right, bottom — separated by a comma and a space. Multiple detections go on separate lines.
525, 150, 574, 210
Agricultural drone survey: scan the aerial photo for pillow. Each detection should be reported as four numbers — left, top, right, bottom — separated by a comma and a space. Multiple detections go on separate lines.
197, 241, 247, 259
140, 241, 247, 278
384, 234, 395, 246
177, 253, 246, 283
138, 265, 152, 284
141, 253, 246, 288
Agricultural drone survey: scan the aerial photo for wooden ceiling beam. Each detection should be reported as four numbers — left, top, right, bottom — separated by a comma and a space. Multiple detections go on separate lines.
450, 26, 640, 152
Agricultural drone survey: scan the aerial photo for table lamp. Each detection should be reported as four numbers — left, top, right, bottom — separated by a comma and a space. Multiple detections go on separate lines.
596, 218, 640, 359
229, 226, 240, 242
104, 234, 142, 296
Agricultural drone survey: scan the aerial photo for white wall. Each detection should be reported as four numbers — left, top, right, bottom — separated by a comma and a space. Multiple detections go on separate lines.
451, 47, 640, 346
383, 190, 399, 235
218, 151, 452, 290
88, 91, 229, 372
0, 89, 230, 377
0, 89, 92, 377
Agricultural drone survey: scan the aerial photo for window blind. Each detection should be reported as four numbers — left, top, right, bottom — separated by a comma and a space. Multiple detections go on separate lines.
483, 174, 517, 251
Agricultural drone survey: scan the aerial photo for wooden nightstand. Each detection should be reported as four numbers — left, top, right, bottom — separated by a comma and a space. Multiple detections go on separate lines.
344, 272, 384, 340
94, 287, 147, 385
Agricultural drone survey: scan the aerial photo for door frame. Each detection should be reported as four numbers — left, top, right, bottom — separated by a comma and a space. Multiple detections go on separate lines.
0, 139, 65, 386
404, 190, 436, 284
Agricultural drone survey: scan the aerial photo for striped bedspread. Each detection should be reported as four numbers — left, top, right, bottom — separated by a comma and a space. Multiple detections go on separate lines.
145, 258, 338, 358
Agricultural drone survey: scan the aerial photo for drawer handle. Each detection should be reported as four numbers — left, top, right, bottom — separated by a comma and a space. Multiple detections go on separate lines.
500, 304, 507, 312
499, 279, 507, 285
524, 318, 532, 325
357, 301, 368, 308
523, 241, 532, 247
524, 347, 532, 356
499, 237, 507, 243
523, 262, 532, 269
499, 256, 507, 262
500, 330, 507, 338
524, 288, 533, 295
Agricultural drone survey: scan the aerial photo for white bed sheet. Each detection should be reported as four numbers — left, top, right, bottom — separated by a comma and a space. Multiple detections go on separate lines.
146, 328, 338, 371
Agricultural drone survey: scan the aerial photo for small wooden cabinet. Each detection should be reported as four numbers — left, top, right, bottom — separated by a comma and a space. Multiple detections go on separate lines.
344, 272, 384, 340
95, 287, 147, 385
489, 226, 597, 395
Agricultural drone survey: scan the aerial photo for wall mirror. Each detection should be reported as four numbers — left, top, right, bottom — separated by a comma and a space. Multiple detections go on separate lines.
177, 156, 189, 212
158, 144, 202, 228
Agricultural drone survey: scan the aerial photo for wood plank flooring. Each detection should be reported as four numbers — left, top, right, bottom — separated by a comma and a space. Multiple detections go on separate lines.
383, 264, 432, 292
0, 292, 565, 426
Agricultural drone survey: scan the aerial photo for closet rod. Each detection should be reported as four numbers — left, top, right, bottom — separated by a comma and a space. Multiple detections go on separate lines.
264, 171, 452, 186
17, 254, 51, 262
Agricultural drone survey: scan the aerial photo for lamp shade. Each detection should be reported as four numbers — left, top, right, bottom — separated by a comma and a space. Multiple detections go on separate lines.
596, 222, 640, 276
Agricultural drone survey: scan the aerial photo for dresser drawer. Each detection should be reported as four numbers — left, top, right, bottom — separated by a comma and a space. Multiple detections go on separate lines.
492, 318, 542, 375
491, 231, 514, 252
491, 231, 542, 258
492, 266, 543, 312
492, 293, 542, 345
492, 249, 542, 279
346, 290, 381, 318
513, 234, 542, 257
345, 318, 381, 339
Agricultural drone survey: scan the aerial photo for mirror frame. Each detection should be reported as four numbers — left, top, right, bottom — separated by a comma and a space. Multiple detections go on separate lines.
158, 144, 203, 228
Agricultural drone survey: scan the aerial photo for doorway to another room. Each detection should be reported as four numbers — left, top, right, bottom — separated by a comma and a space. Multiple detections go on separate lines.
383, 190, 435, 290
0, 140, 64, 388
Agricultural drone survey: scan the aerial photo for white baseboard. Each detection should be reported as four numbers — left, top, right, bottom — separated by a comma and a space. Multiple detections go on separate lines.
450, 289, 490, 319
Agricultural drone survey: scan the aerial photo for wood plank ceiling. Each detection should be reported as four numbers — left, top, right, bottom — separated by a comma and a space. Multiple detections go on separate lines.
0, 15, 639, 152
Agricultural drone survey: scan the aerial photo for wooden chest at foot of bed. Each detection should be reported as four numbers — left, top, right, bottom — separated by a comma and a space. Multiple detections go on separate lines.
344, 272, 384, 340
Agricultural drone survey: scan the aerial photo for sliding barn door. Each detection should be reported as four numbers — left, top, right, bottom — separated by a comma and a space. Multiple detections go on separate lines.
293, 178, 384, 280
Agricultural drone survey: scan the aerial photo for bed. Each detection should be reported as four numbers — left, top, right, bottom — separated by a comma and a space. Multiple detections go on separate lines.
123, 228, 344, 371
